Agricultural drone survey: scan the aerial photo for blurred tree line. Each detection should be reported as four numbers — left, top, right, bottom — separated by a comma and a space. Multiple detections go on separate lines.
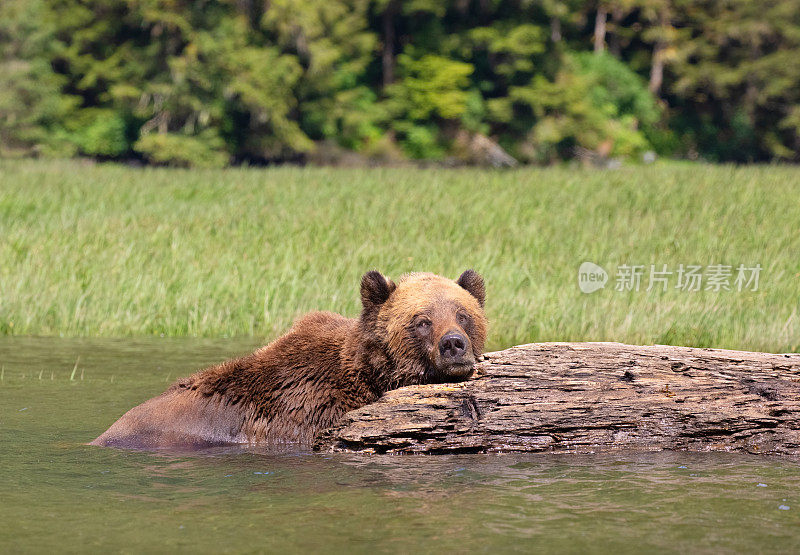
1, 0, 799, 167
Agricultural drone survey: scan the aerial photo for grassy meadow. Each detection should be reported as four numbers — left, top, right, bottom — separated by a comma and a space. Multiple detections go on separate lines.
0, 159, 798, 352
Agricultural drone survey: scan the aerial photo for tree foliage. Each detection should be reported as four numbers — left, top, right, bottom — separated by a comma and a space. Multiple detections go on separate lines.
1, 0, 799, 165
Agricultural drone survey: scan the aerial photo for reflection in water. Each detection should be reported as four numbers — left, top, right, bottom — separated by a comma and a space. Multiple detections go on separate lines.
1, 338, 799, 552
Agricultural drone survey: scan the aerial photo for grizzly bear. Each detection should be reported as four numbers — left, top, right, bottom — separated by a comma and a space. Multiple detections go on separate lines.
90, 270, 487, 448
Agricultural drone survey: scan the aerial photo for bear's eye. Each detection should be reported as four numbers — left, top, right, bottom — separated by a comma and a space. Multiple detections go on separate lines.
416, 319, 432, 332
457, 312, 470, 327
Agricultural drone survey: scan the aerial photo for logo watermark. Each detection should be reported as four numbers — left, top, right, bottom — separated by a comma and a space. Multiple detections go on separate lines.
578, 262, 762, 294
578, 262, 609, 293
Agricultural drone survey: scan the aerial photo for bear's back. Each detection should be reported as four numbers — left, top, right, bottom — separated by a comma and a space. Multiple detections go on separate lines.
92, 312, 362, 448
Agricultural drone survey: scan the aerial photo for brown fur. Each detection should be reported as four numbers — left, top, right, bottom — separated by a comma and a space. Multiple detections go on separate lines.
90, 271, 488, 449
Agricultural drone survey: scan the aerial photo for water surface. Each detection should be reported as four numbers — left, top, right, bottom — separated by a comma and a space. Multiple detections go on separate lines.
1, 338, 799, 553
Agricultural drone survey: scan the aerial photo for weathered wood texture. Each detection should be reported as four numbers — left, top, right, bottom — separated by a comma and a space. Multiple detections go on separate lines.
315, 342, 800, 457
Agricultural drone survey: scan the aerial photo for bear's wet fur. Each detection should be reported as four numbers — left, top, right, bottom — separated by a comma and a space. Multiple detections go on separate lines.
91, 270, 487, 448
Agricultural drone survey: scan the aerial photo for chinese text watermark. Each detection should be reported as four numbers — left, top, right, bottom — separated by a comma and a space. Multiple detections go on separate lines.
578, 262, 761, 294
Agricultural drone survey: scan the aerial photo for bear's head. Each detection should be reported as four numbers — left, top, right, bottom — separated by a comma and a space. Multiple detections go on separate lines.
360, 270, 488, 386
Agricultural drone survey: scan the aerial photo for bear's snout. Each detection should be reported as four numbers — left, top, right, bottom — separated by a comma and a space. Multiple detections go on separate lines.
437, 331, 474, 375
439, 332, 467, 360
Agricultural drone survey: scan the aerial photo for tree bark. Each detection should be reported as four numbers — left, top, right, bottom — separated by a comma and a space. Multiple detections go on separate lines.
550, 17, 562, 43
649, 48, 664, 94
594, 6, 607, 53
382, 0, 399, 88
315, 342, 800, 457
649, 10, 669, 94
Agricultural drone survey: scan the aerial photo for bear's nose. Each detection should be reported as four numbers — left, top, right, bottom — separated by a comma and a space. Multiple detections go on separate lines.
439, 332, 467, 360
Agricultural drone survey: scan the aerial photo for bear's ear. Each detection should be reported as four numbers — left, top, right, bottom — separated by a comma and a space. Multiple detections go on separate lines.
457, 269, 485, 307
360, 271, 396, 308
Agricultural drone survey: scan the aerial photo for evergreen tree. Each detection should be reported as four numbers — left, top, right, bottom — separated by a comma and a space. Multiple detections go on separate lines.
1, 0, 799, 165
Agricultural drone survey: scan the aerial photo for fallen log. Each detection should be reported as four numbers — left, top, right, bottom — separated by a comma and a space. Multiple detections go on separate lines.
314, 342, 800, 457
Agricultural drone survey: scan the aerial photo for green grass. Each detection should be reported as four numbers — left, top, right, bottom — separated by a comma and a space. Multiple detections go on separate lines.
1, 159, 798, 352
